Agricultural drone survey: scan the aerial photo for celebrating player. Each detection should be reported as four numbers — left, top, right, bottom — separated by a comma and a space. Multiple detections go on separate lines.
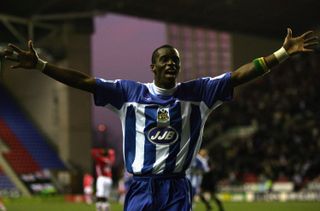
3, 28, 318, 211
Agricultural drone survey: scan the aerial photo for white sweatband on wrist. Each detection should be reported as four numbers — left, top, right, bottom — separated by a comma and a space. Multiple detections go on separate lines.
273, 47, 289, 63
35, 58, 47, 72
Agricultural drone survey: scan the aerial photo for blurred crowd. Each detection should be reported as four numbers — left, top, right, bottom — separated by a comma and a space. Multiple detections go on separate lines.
203, 53, 320, 191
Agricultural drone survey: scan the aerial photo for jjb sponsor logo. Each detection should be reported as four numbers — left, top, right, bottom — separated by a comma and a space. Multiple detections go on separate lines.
147, 126, 179, 145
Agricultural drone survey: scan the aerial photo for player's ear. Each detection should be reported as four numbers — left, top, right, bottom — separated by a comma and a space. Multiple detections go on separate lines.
150, 64, 155, 73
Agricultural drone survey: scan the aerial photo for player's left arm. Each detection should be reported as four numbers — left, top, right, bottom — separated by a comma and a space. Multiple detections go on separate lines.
230, 28, 319, 87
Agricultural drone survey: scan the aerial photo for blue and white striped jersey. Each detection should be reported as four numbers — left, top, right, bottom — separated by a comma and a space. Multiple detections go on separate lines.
94, 72, 233, 176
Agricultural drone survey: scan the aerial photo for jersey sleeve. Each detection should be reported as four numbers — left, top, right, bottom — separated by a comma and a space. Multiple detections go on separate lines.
200, 72, 233, 108
93, 78, 126, 110
177, 72, 233, 109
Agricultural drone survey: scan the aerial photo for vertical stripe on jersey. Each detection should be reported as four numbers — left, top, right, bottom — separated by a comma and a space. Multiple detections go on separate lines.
182, 104, 202, 171
131, 104, 147, 173
163, 102, 182, 173
141, 105, 157, 174
152, 144, 169, 174
124, 105, 136, 173
174, 101, 191, 173
152, 107, 170, 174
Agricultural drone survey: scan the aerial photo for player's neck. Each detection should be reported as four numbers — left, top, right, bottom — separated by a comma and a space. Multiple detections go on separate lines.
152, 81, 177, 95
154, 80, 176, 89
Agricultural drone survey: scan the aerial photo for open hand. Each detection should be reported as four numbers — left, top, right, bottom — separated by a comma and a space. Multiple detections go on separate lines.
283, 28, 319, 55
4, 40, 38, 69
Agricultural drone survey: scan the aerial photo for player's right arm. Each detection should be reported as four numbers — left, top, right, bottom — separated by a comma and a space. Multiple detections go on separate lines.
43, 63, 96, 93
4, 40, 96, 93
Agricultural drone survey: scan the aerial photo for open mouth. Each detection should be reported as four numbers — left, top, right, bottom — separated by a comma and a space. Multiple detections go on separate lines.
165, 70, 177, 77
163, 66, 178, 78
166, 68, 177, 74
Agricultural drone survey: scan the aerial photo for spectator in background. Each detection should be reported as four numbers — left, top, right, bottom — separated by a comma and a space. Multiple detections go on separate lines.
91, 148, 116, 211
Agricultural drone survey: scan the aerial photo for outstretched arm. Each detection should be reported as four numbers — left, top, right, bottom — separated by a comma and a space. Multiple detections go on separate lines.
4, 40, 96, 93
231, 28, 319, 87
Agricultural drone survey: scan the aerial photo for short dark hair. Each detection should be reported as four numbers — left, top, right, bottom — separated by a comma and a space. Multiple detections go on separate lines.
151, 44, 176, 64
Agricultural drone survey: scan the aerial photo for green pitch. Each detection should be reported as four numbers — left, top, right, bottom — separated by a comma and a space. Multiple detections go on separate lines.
2, 196, 320, 211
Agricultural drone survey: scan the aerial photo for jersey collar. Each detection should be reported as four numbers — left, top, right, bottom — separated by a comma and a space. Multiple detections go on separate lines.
151, 82, 178, 96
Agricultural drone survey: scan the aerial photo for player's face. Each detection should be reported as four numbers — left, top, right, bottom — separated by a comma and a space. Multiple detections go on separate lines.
151, 47, 181, 89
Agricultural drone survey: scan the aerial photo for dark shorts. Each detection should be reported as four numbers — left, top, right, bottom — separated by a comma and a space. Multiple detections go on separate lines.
124, 173, 192, 211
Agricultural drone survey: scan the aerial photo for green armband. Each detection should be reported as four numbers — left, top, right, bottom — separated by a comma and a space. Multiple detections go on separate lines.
253, 57, 269, 74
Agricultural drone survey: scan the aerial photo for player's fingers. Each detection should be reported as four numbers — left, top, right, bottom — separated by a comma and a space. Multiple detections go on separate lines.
4, 49, 12, 54
304, 36, 319, 45
304, 42, 319, 48
4, 55, 19, 62
3, 49, 15, 57
304, 36, 319, 43
303, 48, 314, 53
28, 40, 36, 54
8, 43, 23, 53
286, 28, 292, 38
301, 30, 314, 39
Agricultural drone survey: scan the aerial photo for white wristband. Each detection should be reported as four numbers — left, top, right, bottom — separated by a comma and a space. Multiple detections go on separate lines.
273, 47, 289, 63
35, 58, 47, 71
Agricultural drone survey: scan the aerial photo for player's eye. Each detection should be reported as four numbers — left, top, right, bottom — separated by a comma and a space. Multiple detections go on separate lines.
160, 56, 169, 62
172, 56, 180, 64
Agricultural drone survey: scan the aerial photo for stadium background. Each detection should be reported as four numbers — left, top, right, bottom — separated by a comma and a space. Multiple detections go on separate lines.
0, 0, 320, 210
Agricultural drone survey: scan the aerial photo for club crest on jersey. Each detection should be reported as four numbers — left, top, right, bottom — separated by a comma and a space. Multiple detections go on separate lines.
147, 126, 179, 145
157, 108, 170, 123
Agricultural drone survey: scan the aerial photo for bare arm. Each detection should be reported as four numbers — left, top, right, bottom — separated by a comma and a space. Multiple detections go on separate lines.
4, 40, 96, 93
231, 28, 319, 87
42, 63, 96, 93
